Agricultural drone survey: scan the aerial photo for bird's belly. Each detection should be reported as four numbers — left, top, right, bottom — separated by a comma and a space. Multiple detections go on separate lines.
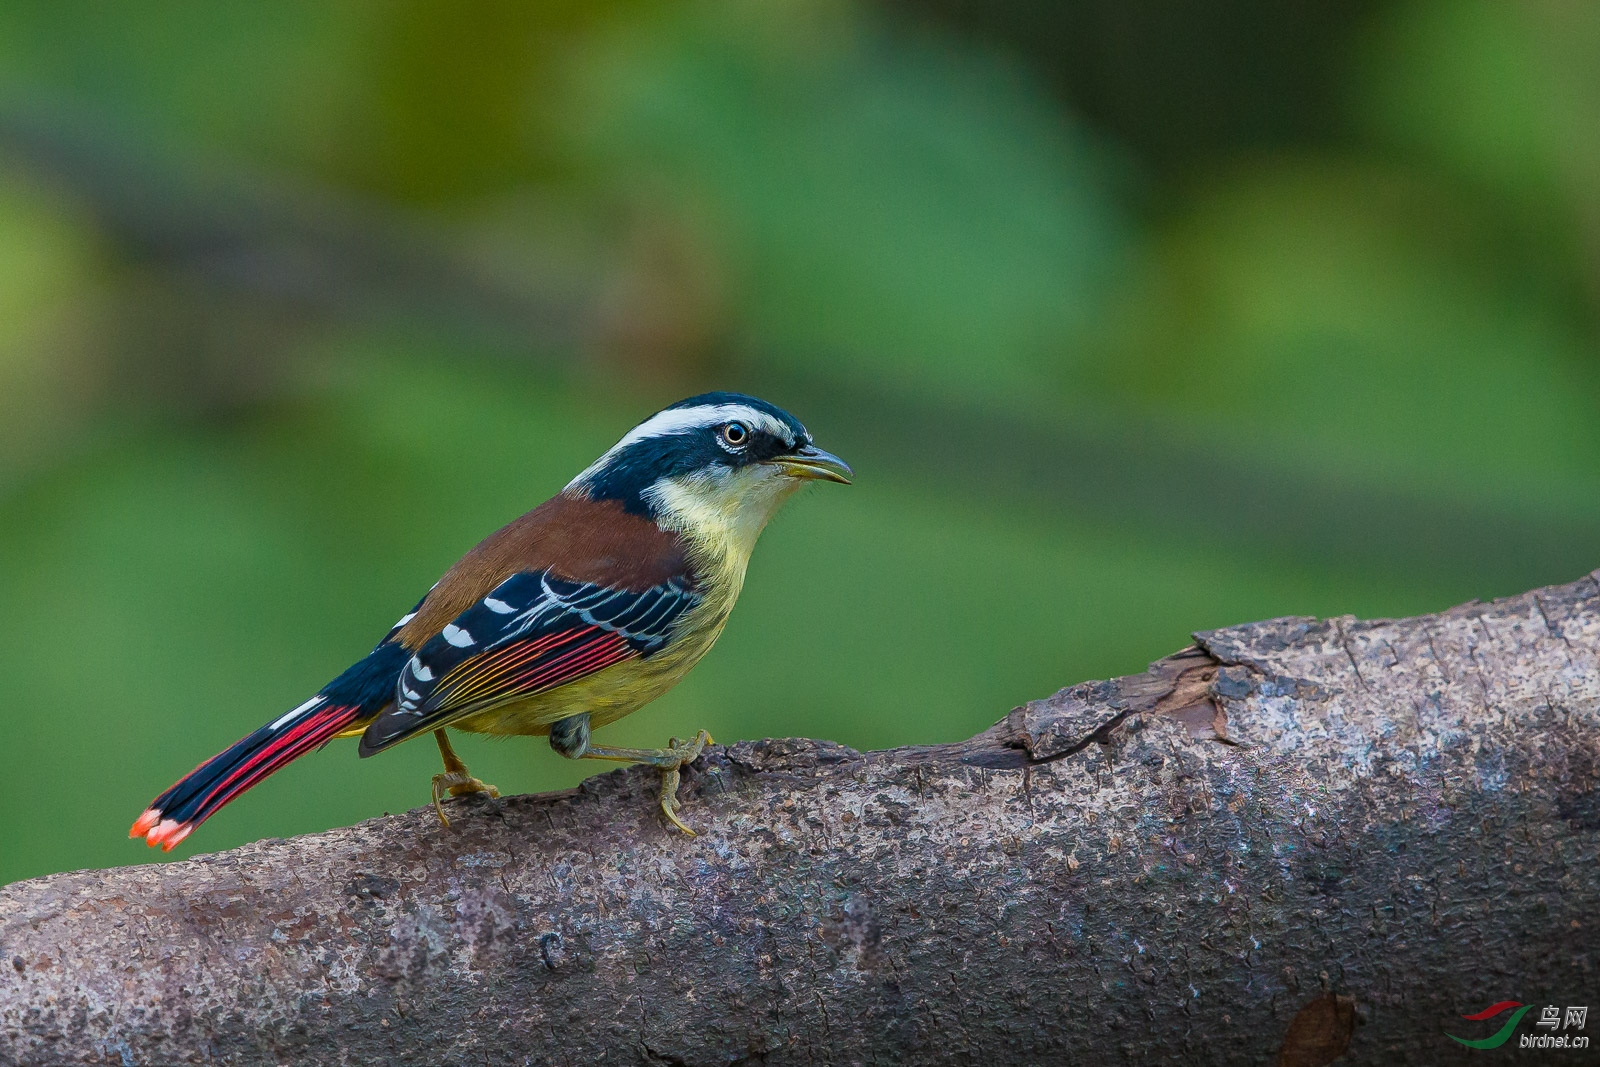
454, 604, 732, 737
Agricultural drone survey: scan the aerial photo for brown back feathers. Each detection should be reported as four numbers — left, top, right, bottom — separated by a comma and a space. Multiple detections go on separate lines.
396, 495, 694, 650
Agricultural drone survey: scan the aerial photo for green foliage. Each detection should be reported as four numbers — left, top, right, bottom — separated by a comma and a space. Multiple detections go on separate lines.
1099, 160, 1600, 508
565, 4, 1129, 401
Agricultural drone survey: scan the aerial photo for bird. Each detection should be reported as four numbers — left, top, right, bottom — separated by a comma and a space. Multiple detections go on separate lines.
130, 392, 851, 850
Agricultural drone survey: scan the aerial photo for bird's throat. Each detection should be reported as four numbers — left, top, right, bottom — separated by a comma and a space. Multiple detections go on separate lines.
644, 470, 799, 589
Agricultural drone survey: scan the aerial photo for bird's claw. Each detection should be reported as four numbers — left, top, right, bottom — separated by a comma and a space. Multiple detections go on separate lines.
658, 730, 713, 835
431, 771, 501, 828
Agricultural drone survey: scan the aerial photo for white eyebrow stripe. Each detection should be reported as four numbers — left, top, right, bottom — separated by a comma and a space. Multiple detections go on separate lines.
566, 403, 797, 490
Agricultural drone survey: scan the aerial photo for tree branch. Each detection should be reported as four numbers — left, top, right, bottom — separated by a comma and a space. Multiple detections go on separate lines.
5, 575, 1599, 1065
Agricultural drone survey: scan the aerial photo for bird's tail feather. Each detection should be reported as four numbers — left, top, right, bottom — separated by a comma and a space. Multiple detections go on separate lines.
130, 698, 362, 850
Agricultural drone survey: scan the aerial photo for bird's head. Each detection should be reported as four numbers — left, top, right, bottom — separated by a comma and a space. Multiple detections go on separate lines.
565, 392, 851, 550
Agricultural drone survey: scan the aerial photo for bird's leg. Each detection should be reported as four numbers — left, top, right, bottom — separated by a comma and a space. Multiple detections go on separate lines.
548, 713, 713, 835
430, 729, 500, 827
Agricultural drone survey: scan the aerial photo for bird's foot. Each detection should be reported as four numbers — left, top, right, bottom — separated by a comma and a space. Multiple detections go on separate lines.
561, 723, 715, 834
431, 771, 501, 827
657, 730, 713, 835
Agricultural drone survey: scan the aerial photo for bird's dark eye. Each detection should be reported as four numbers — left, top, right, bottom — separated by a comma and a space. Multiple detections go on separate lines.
720, 422, 749, 448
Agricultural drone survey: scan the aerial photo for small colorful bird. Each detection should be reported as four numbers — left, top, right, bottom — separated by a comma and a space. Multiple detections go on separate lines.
131, 393, 850, 850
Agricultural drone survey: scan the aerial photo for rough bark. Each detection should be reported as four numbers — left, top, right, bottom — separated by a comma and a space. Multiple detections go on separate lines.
4, 576, 1599, 1066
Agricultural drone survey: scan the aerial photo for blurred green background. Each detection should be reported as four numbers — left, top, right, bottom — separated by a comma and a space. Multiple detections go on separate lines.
2, 0, 1598, 885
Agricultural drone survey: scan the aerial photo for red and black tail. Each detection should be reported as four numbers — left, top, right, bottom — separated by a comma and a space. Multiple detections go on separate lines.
131, 628, 413, 850
130, 698, 362, 851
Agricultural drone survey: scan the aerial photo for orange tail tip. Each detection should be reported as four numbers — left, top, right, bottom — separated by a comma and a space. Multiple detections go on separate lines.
143, 818, 193, 851
129, 808, 161, 838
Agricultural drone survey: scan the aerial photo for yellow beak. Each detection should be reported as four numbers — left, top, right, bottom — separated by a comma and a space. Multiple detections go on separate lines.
766, 444, 853, 484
